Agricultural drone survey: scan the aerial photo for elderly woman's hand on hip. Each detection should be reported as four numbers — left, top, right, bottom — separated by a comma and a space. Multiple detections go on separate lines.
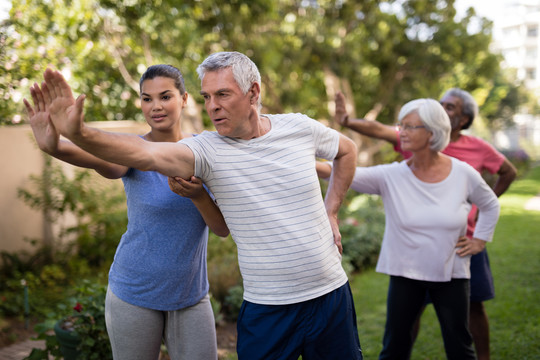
456, 236, 486, 257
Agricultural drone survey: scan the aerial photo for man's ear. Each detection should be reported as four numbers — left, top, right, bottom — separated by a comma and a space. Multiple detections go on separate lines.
249, 83, 260, 103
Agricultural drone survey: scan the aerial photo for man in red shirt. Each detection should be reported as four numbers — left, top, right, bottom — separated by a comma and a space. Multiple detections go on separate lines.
336, 88, 516, 360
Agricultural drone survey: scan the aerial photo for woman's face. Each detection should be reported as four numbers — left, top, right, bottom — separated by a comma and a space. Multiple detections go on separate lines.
140, 76, 187, 130
399, 112, 431, 152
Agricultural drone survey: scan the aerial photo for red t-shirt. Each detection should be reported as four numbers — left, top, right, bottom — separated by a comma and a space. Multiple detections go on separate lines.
394, 132, 505, 236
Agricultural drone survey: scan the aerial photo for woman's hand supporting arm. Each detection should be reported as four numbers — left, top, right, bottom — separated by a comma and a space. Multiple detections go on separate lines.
168, 176, 230, 237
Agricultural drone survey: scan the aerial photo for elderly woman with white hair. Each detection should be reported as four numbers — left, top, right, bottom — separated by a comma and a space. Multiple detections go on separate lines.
320, 98, 500, 359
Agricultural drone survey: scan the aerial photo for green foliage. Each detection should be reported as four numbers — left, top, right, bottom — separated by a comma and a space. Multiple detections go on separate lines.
69, 281, 111, 360
474, 68, 532, 131
24, 280, 112, 360
340, 194, 385, 272
209, 293, 224, 326
501, 149, 532, 178
1, 0, 528, 142
223, 285, 244, 322
0, 242, 55, 279
1, 265, 69, 317
206, 232, 242, 307
1, 156, 122, 321
17, 157, 127, 270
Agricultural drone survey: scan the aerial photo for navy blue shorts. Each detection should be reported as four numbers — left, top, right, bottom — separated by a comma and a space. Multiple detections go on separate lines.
236, 282, 363, 360
424, 248, 495, 304
469, 248, 495, 302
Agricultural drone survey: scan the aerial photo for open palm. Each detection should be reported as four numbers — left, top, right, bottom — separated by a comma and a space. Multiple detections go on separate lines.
41, 68, 86, 138
24, 84, 59, 153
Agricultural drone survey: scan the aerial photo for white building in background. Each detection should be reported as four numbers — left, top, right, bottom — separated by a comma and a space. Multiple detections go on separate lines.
493, 1, 540, 93
490, 0, 540, 158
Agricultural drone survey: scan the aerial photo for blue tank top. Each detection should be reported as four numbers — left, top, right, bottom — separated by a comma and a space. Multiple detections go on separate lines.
108, 168, 209, 311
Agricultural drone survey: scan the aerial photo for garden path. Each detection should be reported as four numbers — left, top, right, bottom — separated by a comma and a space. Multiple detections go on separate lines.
0, 339, 48, 360
524, 192, 540, 211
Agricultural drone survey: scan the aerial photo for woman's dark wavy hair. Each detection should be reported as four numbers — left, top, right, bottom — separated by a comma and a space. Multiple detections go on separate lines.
139, 64, 186, 95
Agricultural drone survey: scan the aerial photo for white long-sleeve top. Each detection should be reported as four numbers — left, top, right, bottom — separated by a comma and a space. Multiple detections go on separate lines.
350, 158, 500, 281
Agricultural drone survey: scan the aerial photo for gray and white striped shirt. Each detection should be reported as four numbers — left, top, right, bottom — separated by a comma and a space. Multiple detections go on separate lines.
181, 113, 348, 305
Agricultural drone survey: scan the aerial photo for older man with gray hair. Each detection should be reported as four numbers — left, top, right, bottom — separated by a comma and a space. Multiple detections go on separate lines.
34, 51, 363, 360
332, 88, 516, 360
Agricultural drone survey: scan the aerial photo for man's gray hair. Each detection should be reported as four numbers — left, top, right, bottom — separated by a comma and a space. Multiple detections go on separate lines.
398, 98, 451, 152
197, 51, 262, 109
442, 88, 479, 130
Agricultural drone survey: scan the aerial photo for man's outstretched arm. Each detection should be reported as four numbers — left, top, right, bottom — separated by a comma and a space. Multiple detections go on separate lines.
38, 68, 194, 179
335, 91, 398, 145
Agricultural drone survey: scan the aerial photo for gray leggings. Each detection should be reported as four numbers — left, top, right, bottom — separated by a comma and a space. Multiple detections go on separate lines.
105, 287, 217, 360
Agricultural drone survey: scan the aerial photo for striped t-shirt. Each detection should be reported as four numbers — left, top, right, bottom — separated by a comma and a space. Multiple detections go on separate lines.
181, 113, 348, 305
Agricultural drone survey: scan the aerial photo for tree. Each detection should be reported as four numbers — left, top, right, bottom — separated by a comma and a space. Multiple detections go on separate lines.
1, 0, 527, 163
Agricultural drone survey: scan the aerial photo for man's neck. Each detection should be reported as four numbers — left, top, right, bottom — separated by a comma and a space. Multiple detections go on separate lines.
449, 129, 462, 143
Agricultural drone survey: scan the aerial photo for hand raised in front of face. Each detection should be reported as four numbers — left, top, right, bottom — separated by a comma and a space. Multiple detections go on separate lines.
38, 68, 87, 140
24, 83, 59, 154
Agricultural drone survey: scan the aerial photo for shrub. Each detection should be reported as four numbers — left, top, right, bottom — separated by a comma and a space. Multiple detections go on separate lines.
17, 158, 127, 271
209, 293, 225, 326
24, 280, 112, 360
223, 285, 244, 321
339, 194, 385, 272
501, 148, 531, 178
207, 233, 242, 306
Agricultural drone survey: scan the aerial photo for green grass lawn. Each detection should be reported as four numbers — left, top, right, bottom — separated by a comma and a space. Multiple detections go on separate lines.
350, 164, 540, 359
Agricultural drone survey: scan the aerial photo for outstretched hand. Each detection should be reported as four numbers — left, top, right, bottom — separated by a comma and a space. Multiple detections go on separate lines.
40, 68, 87, 139
168, 176, 206, 199
24, 84, 59, 154
335, 92, 349, 127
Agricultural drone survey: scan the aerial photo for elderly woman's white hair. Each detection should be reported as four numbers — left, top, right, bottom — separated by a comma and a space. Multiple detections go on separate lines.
398, 98, 451, 152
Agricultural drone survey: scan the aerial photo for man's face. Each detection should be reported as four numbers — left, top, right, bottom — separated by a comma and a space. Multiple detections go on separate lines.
440, 94, 467, 131
200, 67, 254, 139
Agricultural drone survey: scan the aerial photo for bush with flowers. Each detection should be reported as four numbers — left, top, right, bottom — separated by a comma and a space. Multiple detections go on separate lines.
24, 280, 112, 360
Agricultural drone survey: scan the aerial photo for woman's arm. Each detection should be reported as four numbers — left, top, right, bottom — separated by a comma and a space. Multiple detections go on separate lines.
35, 69, 195, 179
457, 168, 501, 257
24, 89, 128, 179
168, 176, 230, 237
316, 161, 332, 179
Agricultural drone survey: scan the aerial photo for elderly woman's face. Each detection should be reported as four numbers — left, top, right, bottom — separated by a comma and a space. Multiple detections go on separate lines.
398, 112, 430, 152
